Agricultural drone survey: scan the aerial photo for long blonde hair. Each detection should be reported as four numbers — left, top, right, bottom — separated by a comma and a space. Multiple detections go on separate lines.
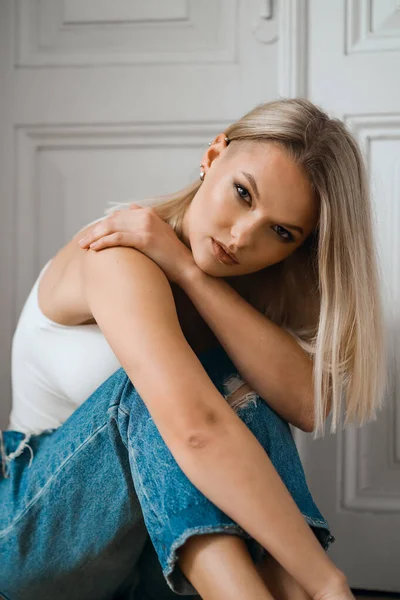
106, 98, 389, 439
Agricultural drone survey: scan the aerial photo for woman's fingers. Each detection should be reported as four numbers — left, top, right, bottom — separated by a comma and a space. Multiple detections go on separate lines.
79, 224, 110, 247
79, 205, 149, 250
79, 211, 134, 248
89, 232, 138, 251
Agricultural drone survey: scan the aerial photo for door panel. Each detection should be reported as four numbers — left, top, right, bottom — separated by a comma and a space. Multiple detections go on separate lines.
296, 0, 400, 592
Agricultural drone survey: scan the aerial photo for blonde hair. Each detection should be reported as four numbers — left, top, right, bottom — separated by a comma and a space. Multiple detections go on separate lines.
106, 98, 389, 439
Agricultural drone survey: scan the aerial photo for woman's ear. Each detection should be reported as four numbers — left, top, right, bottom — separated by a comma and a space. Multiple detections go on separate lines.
200, 133, 230, 176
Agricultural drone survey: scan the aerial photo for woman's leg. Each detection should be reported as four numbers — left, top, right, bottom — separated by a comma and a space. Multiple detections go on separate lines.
136, 533, 276, 600
258, 552, 313, 600
0, 346, 341, 600
136, 526, 315, 600
178, 534, 276, 600
0, 371, 149, 600
118, 347, 343, 599
0, 362, 273, 600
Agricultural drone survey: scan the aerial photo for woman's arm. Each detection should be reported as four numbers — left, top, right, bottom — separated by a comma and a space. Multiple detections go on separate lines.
178, 266, 330, 433
81, 246, 343, 598
78, 207, 330, 432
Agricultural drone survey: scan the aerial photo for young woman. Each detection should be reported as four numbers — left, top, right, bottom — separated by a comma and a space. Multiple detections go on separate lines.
1, 98, 387, 600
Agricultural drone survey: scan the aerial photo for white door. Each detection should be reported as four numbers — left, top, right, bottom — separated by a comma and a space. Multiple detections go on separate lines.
294, 0, 400, 593
0, 0, 283, 427
4, 1, 396, 592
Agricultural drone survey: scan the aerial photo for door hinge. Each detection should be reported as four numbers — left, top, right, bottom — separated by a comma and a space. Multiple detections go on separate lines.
254, 0, 277, 43
260, 0, 273, 20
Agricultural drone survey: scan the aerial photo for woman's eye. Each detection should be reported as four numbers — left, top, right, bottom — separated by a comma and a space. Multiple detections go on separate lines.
234, 183, 251, 205
274, 225, 294, 243
234, 183, 294, 243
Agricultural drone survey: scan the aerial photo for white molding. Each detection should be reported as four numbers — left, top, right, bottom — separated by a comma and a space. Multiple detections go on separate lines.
278, 0, 308, 98
341, 424, 400, 511
62, 0, 189, 25
15, 0, 237, 67
346, 0, 400, 54
339, 114, 400, 512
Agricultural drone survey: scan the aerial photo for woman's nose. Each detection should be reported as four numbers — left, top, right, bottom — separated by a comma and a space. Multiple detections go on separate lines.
230, 219, 259, 248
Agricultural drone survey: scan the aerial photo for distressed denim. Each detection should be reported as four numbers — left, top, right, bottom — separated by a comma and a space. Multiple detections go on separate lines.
0, 346, 335, 599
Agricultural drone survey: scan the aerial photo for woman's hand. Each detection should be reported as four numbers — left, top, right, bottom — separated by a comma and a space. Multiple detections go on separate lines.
78, 204, 196, 286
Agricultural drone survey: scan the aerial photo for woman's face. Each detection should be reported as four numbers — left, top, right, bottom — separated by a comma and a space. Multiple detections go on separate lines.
181, 134, 319, 277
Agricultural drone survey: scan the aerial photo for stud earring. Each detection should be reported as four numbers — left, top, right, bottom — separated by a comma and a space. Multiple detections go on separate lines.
208, 136, 229, 147
200, 136, 230, 180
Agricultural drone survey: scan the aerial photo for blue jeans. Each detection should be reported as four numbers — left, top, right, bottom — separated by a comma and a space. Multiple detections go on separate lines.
0, 346, 335, 599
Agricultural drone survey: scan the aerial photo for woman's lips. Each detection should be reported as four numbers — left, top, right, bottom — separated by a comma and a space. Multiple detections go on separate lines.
211, 238, 237, 265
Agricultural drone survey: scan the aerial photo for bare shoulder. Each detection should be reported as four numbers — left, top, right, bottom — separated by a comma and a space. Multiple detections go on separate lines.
81, 245, 171, 299
81, 243, 165, 274
81, 246, 179, 333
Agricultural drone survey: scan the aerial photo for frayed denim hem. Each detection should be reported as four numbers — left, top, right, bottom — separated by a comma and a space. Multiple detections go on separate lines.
0, 430, 34, 479
163, 523, 267, 596
160, 510, 336, 595
304, 515, 336, 551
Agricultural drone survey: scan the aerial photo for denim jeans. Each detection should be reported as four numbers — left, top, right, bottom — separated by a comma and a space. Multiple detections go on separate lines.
0, 346, 335, 599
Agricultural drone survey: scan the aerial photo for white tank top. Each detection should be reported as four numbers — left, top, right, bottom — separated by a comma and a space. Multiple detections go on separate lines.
8, 219, 121, 434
